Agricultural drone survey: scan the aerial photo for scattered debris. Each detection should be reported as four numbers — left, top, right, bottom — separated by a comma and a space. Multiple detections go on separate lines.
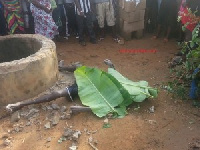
84, 129, 98, 135
63, 128, 74, 139
58, 137, 67, 143
72, 130, 81, 141
60, 112, 71, 120
51, 104, 60, 110
69, 145, 78, 150
103, 118, 109, 124
46, 105, 53, 111
11, 111, 20, 123
25, 108, 39, 119
4, 139, 11, 146
88, 136, 98, 150
149, 106, 155, 113
47, 137, 51, 142
44, 122, 51, 129
26, 121, 31, 126
103, 118, 111, 128
1, 133, 9, 139
51, 111, 60, 126
189, 138, 200, 150
148, 120, 157, 125
60, 106, 67, 113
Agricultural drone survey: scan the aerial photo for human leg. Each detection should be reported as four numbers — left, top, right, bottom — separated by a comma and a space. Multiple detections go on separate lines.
76, 14, 86, 45
0, 8, 7, 35
105, 1, 116, 38
96, 2, 106, 38
85, 12, 96, 44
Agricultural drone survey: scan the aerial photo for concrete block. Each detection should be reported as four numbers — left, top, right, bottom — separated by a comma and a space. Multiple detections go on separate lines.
124, 1, 136, 12
119, 8, 145, 22
136, 0, 146, 10
121, 20, 144, 32
132, 20, 144, 31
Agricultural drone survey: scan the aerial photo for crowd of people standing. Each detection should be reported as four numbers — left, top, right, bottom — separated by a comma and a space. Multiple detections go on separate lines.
0, 0, 119, 46
0, 0, 200, 45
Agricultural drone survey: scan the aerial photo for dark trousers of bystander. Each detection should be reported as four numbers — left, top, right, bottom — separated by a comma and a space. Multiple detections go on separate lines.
64, 3, 77, 35
0, 8, 7, 35
76, 12, 96, 42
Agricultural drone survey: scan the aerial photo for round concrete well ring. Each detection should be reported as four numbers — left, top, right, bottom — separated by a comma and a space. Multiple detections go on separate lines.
0, 34, 58, 105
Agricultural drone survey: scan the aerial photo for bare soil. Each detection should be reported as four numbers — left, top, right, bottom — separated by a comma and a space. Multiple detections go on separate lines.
1, 34, 200, 150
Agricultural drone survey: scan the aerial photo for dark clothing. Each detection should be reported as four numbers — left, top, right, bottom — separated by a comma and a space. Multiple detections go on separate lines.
64, 3, 78, 34
145, 0, 158, 32
76, 12, 96, 42
76, 0, 91, 13
158, 0, 177, 27
52, 7, 63, 34
0, 5, 7, 35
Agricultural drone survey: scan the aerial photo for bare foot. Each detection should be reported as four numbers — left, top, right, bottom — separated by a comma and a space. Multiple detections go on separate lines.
164, 38, 168, 42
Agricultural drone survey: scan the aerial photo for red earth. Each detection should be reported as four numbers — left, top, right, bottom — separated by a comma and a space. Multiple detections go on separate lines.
0, 34, 200, 150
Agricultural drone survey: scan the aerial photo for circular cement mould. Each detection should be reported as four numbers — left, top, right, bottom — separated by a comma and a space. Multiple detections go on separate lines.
0, 34, 58, 105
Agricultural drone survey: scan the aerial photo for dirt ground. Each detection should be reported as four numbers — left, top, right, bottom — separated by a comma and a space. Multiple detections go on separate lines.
1, 34, 200, 150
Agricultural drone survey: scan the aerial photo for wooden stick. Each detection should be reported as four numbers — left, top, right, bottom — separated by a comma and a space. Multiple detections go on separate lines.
70, 106, 92, 113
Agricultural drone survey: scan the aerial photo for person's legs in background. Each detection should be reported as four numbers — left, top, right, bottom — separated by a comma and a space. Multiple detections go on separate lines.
64, 3, 78, 37
0, 6, 7, 35
85, 12, 96, 44
76, 14, 85, 46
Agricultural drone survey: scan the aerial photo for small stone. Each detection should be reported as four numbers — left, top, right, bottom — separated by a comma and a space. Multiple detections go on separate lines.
46, 106, 53, 111
14, 127, 20, 132
51, 104, 60, 110
60, 112, 71, 120
60, 106, 67, 113
148, 120, 157, 125
47, 137, 51, 142
69, 145, 78, 150
63, 128, 73, 138
25, 108, 39, 118
103, 118, 109, 124
72, 130, 81, 141
1, 133, 9, 139
4, 139, 11, 146
51, 111, 60, 126
26, 121, 31, 126
11, 111, 20, 123
149, 106, 155, 113
44, 122, 51, 129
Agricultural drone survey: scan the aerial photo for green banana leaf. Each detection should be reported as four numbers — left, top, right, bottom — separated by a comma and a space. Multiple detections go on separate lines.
74, 66, 126, 117
108, 68, 158, 102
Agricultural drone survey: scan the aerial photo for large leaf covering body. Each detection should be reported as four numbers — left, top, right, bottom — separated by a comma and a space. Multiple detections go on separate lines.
74, 66, 158, 118
108, 68, 158, 102
74, 66, 125, 117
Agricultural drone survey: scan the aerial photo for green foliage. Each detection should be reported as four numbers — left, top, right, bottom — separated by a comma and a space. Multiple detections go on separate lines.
168, 22, 200, 99
75, 66, 158, 118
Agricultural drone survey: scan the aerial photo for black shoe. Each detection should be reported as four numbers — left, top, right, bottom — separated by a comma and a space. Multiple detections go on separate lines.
90, 39, 97, 44
79, 41, 86, 46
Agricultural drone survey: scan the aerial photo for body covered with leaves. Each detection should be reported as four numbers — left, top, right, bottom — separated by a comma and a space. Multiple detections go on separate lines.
75, 66, 158, 118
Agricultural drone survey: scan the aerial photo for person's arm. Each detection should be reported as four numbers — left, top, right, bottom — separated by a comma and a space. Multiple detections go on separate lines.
31, 0, 52, 13
74, 0, 84, 16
